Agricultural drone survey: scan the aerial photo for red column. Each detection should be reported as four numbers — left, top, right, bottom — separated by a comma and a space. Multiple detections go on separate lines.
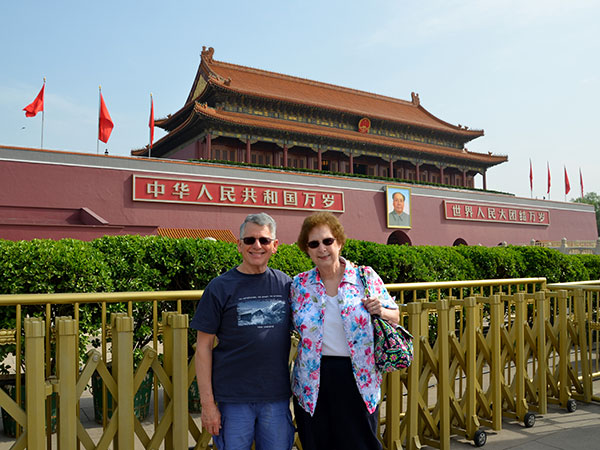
206, 133, 212, 160
195, 140, 202, 159
283, 144, 288, 167
389, 159, 394, 178
462, 170, 467, 187
246, 139, 251, 163
349, 153, 354, 174
317, 148, 322, 170
415, 163, 420, 181
483, 170, 487, 190
440, 166, 444, 184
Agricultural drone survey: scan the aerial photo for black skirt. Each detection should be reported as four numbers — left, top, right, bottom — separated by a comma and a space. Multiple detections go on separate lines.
293, 356, 382, 450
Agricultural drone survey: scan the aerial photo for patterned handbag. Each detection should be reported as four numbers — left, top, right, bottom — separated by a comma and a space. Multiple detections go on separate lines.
358, 266, 414, 372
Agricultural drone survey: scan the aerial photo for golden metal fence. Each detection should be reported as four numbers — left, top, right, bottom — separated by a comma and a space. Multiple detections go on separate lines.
0, 291, 205, 449
0, 278, 598, 449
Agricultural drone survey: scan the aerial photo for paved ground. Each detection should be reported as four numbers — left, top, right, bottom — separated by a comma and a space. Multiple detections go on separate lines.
1, 390, 598, 448
0, 388, 204, 449
450, 400, 600, 450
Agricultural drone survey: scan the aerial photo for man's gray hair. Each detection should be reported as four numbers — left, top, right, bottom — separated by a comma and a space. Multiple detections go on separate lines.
239, 213, 277, 238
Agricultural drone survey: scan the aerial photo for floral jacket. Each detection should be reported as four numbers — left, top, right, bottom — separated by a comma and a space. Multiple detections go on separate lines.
290, 258, 397, 415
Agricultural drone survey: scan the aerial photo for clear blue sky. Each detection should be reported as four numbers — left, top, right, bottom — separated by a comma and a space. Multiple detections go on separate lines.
1, 0, 598, 200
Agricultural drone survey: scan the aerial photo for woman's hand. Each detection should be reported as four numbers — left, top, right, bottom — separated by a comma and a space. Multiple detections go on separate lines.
362, 296, 383, 316
363, 296, 400, 326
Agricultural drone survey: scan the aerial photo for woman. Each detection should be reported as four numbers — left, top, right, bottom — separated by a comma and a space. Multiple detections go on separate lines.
290, 212, 399, 450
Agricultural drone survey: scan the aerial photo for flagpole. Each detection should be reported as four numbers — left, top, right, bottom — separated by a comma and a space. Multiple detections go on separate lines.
529, 158, 533, 199
149, 92, 153, 159
97, 86, 101, 154
41, 77, 46, 149
547, 162, 550, 201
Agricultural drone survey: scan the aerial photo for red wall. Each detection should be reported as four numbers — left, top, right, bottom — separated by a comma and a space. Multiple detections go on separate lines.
0, 147, 597, 245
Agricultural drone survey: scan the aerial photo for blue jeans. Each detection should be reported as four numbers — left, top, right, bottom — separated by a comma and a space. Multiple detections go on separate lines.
212, 400, 294, 450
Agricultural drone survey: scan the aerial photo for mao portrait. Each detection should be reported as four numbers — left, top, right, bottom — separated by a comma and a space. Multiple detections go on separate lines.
386, 186, 411, 229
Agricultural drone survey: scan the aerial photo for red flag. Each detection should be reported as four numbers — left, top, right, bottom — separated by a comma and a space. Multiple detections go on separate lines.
23, 83, 45, 117
98, 92, 114, 143
547, 162, 551, 194
579, 168, 584, 198
564, 166, 570, 195
149, 95, 154, 149
529, 159, 533, 192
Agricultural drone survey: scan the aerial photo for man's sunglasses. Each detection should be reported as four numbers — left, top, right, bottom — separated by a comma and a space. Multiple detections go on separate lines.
241, 237, 273, 245
307, 237, 336, 249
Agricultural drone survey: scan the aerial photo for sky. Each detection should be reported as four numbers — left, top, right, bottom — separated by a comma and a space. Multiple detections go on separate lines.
1, 0, 599, 200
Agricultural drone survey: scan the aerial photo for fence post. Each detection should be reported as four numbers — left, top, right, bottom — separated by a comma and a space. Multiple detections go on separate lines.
405, 302, 422, 450
557, 290, 570, 407
167, 313, 189, 449
24, 317, 46, 450
574, 288, 592, 402
514, 293, 528, 421
436, 299, 451, 449
112, 313, 135, 449
535, 292, 548, 414
56, 316, 78, 448
464, 297, 481, 439
163, 311, 174, 450
384, 370, 401, 448
489, 295, 502, 431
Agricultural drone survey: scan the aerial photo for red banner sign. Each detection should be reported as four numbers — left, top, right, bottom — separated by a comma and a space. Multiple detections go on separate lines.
133, 175, 345, 212
444, 200, 549, 226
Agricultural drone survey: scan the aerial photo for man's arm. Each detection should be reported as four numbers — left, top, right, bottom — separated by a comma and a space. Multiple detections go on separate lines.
195, 330, 221, 435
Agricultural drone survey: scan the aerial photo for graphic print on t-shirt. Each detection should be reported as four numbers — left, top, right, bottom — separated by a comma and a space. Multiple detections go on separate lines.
237, 295, 287, 327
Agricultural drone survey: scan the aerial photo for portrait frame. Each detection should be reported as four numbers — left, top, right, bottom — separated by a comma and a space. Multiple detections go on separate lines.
386, 186, 412, 229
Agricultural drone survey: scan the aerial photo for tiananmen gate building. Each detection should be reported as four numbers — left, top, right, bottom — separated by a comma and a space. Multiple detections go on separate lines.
0, 47, 597, 246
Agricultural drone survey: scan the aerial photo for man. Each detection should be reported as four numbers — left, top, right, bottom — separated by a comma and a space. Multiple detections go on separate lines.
388, 191, 410, 227
192, 212, 294, 450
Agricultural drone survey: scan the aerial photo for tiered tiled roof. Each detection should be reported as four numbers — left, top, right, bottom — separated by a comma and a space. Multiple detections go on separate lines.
187, 103, 504, 164
184, 47, 483, 138
135, 47, 506, 169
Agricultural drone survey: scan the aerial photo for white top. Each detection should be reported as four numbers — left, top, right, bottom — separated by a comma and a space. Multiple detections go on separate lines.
321, 293, 351, 356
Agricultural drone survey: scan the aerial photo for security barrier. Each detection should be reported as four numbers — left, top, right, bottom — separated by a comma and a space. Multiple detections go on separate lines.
0, 291, 209, 449
0, 279, 599, 449
381, 278, 600, 450
546, 281, 600, 404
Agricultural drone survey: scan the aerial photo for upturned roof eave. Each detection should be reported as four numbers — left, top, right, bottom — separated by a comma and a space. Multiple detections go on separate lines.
196, 47, 483, 140
136, 106, 505, 168
188, 105, 505, 167
207, 81, 483, 141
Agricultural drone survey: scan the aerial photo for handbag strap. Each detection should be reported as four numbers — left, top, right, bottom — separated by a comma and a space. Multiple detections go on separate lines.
358, 266, 378, 318
357, 265, 370, 298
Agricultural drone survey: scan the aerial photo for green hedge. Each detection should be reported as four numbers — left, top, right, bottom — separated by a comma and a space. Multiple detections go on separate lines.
1, 236, 600, 294
1, 236, 599, 371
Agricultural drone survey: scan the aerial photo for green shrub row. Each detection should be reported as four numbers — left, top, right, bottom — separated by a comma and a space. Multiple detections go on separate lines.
0, 236, 598, 372
1, 236, 599, 296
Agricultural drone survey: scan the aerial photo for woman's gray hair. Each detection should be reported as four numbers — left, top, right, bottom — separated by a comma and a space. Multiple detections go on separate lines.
239, 213, 277, 238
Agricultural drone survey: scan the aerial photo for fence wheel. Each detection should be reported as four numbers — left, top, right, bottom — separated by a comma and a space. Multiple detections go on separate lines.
524, 412, 536, 428
567, 399, 577, 413
474, 429, 487, 447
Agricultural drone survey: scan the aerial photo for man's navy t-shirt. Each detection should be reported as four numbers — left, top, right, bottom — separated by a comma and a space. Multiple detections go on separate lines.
190, 267, 292, 403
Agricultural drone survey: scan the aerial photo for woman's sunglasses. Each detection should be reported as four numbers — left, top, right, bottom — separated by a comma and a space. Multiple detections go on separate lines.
307, 237, 336, 249
241, 237, 273, 245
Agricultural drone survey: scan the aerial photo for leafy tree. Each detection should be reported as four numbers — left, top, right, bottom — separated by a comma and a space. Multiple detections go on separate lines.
573, 192, 600, 234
